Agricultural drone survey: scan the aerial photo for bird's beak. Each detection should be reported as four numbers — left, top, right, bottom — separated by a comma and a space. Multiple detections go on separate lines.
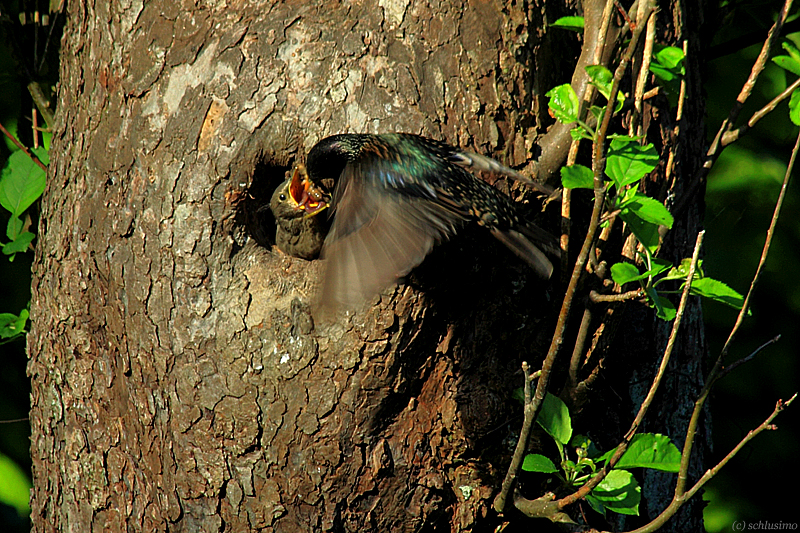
289, 164, 330, 217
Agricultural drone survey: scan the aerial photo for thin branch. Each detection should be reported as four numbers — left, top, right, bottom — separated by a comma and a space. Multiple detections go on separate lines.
643, 86, 659, 100
495, 0, 624, 513
715, 334, 781, 382
679, 394, 796, 502
568, 305, 593, 388
589, 288, 644, 303
556, 230, 704, 508
629, 6, 657, 137
561, 0, 617, 279
28, 81, 55, 131
715, 126, 797, 377
599, 208, 621, 224
0, 417, 30, 424
721, 77, 800, 146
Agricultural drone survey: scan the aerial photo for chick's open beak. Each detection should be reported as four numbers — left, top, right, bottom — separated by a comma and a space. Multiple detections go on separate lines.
289, 164, 330, 217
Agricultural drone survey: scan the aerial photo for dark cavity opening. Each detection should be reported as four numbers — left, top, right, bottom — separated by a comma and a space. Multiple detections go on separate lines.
238, 158, 294, 249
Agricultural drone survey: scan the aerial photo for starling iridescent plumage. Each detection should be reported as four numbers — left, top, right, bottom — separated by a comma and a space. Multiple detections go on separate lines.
304, 133, 559, 314
268, 165, 330, 260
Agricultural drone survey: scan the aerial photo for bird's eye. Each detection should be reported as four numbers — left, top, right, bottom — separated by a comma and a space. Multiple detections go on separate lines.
279, 194, 287, 201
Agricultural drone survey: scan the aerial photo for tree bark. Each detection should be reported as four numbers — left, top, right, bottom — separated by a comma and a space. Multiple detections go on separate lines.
27, 0, 707, 531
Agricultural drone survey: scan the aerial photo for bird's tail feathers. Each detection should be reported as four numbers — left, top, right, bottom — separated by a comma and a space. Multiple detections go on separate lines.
491, 228, 554, 279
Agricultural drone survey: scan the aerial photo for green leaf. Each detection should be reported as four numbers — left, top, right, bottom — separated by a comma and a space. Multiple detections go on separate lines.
2, 231, 36, 257
0, 310, 29, 339
0, 150, 47, 217
570, 127, 592, 142
6, 215, 23, 241
650, 64, 679, 83
620, 194, 674, 228
647, 288, 677, 321
586, 65, 625, 112
773, 55, 800, 77
0, 452, 31, 516
661, 258, 703, 282
561, 164, 595, 189
651, 45, 685, 82
647, 258, 674, 278
612, 258, 674, 286
609, 434, 681, 472
610, 263, 644, 285
588, 105, 605, 124
550, 16, 584, 31
585, 493, 606, 516
591, 469, 640, 515
621, 211, 661, 254
783, 41, 800, 64
522, 454, 558, 473
536, 393, 572, 446
546, 84, 580, 124
616, 181, 639, 205
654, 46, 685, 70
690, 277, 746, 310
586, 65, 614, 97
605, 139, 659, 188
789, 87, 800, 126
32, 146, 49, 166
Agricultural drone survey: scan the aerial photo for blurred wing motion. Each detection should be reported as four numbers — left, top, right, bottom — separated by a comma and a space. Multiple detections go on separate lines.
318, 157, 468, 313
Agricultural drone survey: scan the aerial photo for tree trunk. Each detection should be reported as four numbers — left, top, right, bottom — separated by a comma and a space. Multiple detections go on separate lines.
28, 0, 707, 531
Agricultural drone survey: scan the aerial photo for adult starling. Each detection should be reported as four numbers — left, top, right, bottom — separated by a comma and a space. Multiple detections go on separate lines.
268, 164, 330, 260
305, 133, 559, 314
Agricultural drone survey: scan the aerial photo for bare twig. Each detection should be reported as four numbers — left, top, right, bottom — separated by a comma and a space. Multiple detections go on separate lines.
630, 5, 657, 137
0, 417, 30, 424
589, 288, 644, 303
568, 305, 593, 388
715, 335, 781, 382
28, 81, 54, 131
721, 77, 800, 146
714, 125, 798, 383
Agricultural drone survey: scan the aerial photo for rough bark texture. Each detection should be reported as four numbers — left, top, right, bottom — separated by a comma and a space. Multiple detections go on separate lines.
27, 0, 707, 532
